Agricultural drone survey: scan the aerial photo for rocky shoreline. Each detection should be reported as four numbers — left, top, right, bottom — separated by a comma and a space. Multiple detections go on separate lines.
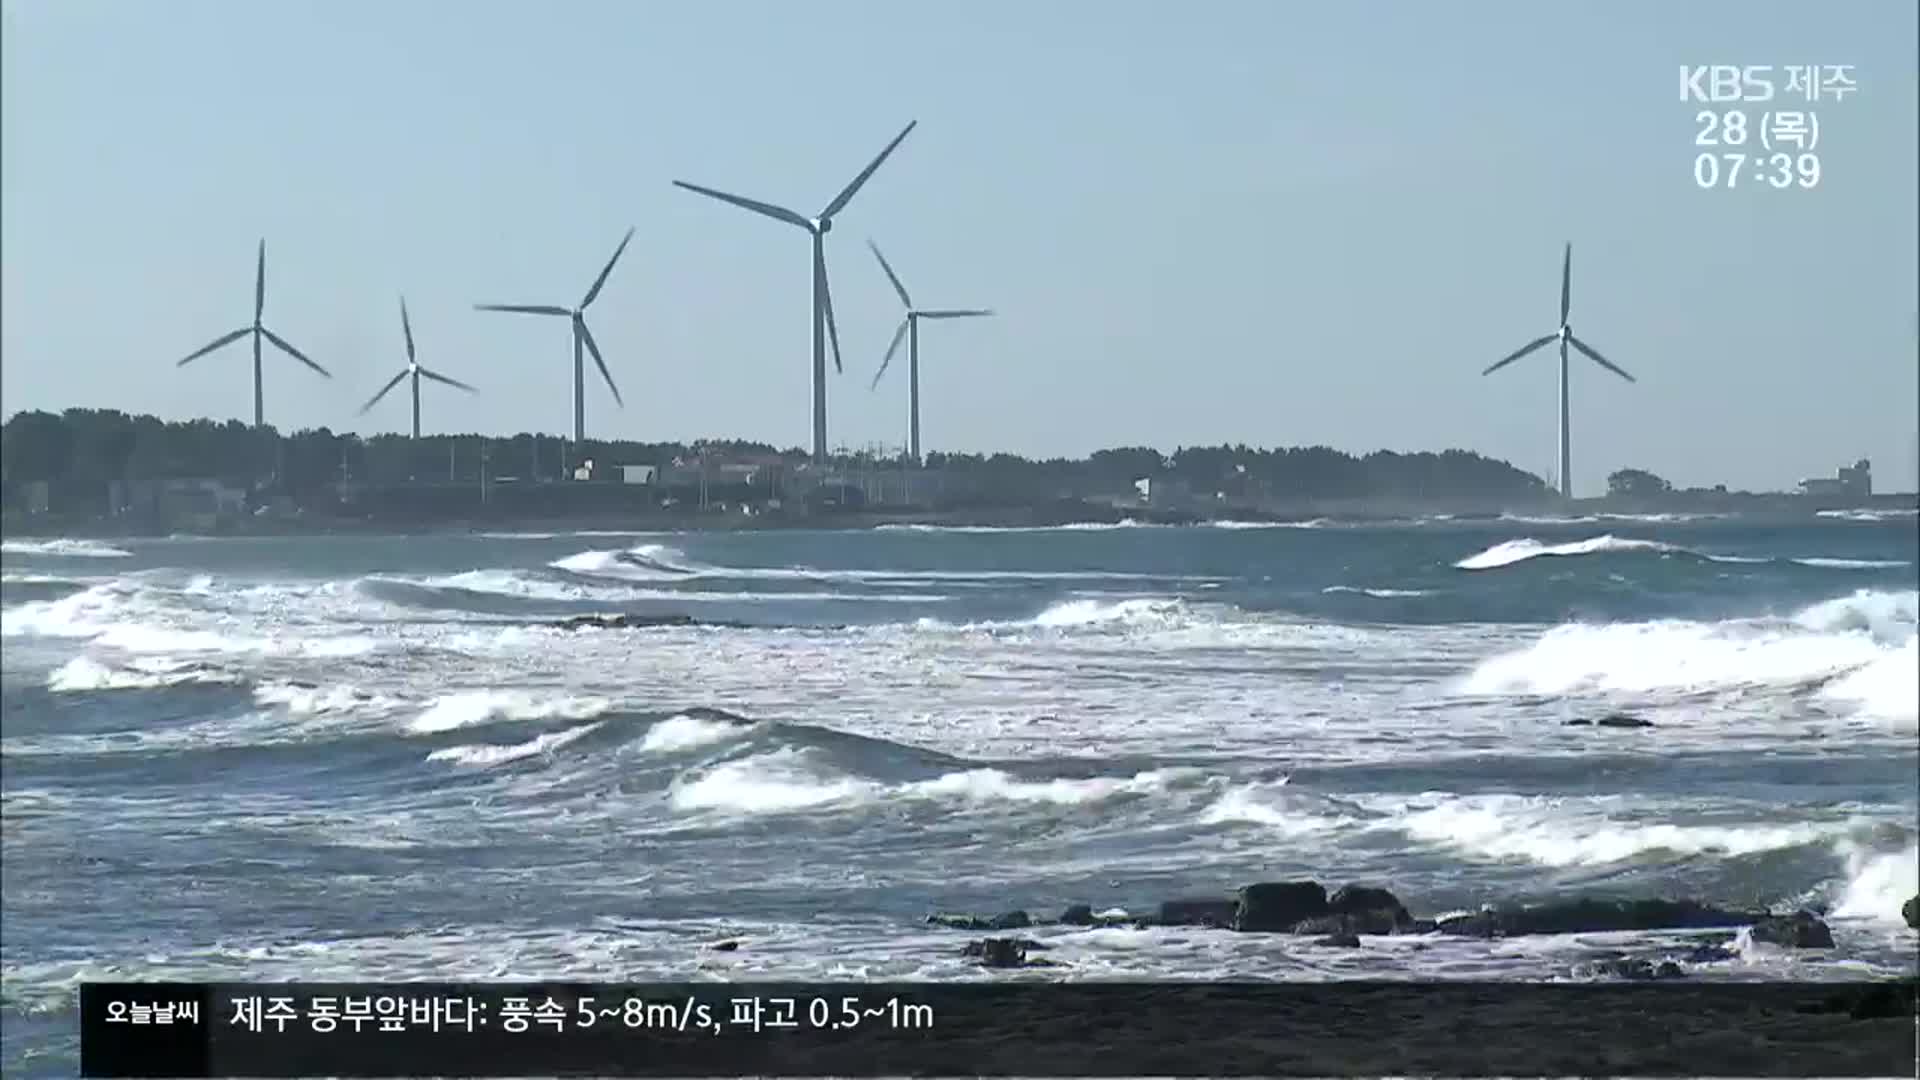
912, 880, 1920, 975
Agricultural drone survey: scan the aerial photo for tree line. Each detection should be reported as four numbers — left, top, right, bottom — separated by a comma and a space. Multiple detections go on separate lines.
1, 408, 1551, 511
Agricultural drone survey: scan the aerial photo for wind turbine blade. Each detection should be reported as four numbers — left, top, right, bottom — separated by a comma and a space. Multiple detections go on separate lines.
871, 317, 910, 391
1560, 242, 1571, 325
255, 239, 266, 324
176, 327, 251, 366
419, 368, 479, 393
917, 309, 994, 319
671, 181, 811, 230
581, 226, 635, 309
819, 120, 917, 221
577, 320, 624, 407
1482, 333, 1557, 376
261, 327, 331, 377
868, 239, 913, 309
400, 295, 416, 363
816, 249, 843, 374
1568, 334, 1636, 383
474, 304, 572, 317
359, 370, 408, 414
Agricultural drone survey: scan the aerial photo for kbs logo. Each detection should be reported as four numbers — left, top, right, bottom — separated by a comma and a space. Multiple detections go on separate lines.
1679, 66, 1775, 103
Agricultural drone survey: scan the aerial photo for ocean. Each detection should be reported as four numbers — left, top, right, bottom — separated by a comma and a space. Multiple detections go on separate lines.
2, 511, 1917, 1073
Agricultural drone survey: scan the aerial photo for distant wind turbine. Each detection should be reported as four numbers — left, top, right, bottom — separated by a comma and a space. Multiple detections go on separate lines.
673, 121, 918, 463
866, 239, 992, 465
475, 227, 633, 444
359, 296, 478, 439
174, 239, 330, 428
1481, 242, 1636, 499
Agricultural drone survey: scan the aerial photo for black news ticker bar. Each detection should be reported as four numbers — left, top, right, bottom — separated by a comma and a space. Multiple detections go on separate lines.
80, 980, 1916, 1077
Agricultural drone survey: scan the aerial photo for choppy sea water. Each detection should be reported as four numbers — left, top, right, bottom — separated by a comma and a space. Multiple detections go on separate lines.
3, 511, 1917, 1073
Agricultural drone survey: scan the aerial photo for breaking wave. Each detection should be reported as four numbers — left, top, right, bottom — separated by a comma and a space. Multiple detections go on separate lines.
1, 539, 133, 558
427, 722, 607, 767
1456, 535, 1680, 570
46, 656, 240, 693
1460, 588, 1918, 702
406, 690, 618, 735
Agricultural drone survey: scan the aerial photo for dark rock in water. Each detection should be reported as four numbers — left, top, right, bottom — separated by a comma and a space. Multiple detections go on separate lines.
550, 612, 700, 631
1313, 884, 1415, 935
1059, 904, 1094, 926
1679, 942, 1739, 964
1158, 898, 1238, 928
1749, 910, 1835, 949
1437, 898, 1761, 938
1904, 895, 1918, 930
1405, 918, 1438, 934
1565, 714, 1655, 728
708, 939, 741, 952
1233, 881, 1329, 933
1314, 932, 1362, 948
929, 911, 1032, 932
1584, 957, 1687, 981
965, 938, 1056, 969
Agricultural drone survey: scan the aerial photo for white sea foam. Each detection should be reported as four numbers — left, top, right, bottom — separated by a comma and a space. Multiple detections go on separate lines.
1208, 518, 1329, 529
668, 749, 1207, 817
1197, 782, 1359, 837
1454, 534, 1677, 570
254, 681, 407, 717
1792, 557, 1912, 570
1817, 636, 1919, 721
1817, 508, 1920, 522
407, 690, 616, 734
46, 656, 239, 692
1829, 842, 1920, 922
1378, 793, 1864, 868
639, 714, 749, 755
1321, 585, 1431, 598
0, 539, 133, 558
427, 722, 606, 767
1461, 589, 1917, 698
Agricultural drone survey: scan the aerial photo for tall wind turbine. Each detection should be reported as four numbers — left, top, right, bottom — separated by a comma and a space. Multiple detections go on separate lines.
174, 239, 330, 428
359, 296, 478, 439
672, 121, 918, 464
475, 227, 632, 444
1481, 242, 1636, 499
866, 239, 992, 465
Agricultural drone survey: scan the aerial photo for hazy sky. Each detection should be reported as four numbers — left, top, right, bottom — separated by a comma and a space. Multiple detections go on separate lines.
3, 0, 1916, 496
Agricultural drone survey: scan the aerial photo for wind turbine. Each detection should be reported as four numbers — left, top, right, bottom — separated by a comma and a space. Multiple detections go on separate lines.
359, 296, 478, 439
174, 239, 330, 428
672, 121, 917, 464
1481, 242, 1636, 499
475, 227, 633, 445
866, 239, 992, 465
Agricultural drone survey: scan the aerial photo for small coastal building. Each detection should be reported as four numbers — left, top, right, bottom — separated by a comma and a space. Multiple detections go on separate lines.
1798, 459, 1871, 498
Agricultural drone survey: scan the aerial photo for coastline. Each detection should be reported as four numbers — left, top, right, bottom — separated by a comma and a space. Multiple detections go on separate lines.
2, 492, 1915, 542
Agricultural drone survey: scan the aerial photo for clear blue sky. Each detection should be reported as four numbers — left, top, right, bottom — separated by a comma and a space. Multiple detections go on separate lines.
3, 0, 1915, 495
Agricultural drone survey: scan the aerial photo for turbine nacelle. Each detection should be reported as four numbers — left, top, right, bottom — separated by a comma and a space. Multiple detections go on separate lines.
811, 217, 831, 235
1558, 324, 1571, 340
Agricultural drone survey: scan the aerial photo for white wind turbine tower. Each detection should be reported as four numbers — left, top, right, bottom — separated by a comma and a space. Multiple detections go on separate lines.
1481, 242, 1636, 499
358, 296, 478, 438
672, 121, 918, 464
866, 239, 993, 465
174, 239, 330, 427
474, 228, 633, 445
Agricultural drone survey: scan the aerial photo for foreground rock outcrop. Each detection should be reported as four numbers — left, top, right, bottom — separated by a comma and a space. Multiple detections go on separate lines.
1904, 894, 1918, 930
928, 881, 1856, 944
